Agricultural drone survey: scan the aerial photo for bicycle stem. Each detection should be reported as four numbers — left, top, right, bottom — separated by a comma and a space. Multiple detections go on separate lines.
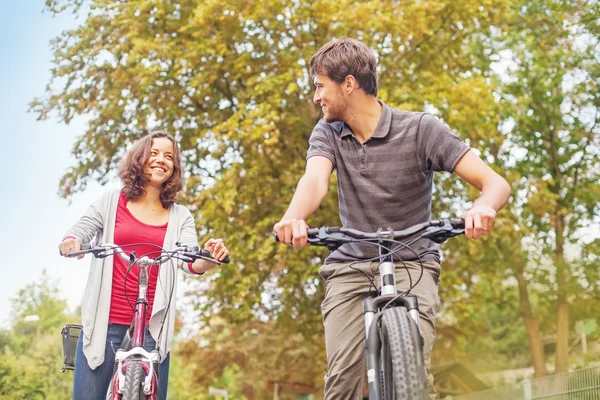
132, 256, 154, 347
378, 239, 397, 296
364, 242, 422, 340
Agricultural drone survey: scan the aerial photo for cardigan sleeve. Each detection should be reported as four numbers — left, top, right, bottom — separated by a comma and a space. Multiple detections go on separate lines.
177, 206, 202, 275
63, 191, 110, 245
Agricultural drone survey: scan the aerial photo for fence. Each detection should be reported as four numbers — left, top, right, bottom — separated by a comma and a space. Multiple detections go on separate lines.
449, 366, 600, 400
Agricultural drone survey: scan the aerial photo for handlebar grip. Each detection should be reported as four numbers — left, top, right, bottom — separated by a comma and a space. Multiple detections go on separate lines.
307, 228, 319, 238
59, 242, 92, 256
450, 218, 465, 229
274, 229, 319, 242
198, 249, 231, 264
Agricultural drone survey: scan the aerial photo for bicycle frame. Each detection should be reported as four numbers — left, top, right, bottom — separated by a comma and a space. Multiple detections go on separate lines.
110, 255, 162, 399
363, 241, 423, 400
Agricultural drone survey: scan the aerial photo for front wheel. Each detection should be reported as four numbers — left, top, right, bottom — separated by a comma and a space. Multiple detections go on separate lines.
106, 375, 118, 400
106, 361, 120, 400
122, 361, 146, 400
380, 307, 428, 400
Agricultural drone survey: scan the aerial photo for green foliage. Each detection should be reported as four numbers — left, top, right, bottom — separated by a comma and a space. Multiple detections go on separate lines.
433, 0, 600, 374
497, 0, 600, 371
171, 316, 326, 397
0, 273, 75, 399
466, 285, 531, 370
10, 270, 71, 337
0, 334, 73, 400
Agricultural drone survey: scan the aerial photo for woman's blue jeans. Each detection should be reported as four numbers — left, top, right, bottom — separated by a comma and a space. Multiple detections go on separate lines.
72, 323, 170, 400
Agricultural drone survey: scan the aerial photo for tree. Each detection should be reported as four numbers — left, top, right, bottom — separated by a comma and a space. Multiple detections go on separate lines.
494, 0, 600, 373
431, 0, 600, 378
171, 316, 325, 398
10, 270, 71, 341
0, 272, 75, 399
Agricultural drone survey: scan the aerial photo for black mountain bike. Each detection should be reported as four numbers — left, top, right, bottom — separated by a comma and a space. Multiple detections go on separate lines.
304, 218, 465, 400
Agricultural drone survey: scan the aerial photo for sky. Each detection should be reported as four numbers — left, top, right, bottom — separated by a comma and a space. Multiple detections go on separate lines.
0, 2, 117, 328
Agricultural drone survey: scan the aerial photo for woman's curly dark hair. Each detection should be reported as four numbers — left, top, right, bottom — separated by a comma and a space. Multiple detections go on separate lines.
118, 131, 183, 208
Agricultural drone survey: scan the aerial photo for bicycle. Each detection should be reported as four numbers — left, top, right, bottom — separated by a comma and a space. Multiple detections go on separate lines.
61, 242, 230, 400
281, 218, 464, 400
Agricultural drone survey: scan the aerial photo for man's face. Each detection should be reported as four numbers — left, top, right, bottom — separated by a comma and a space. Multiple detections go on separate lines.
313, 73, 347, 123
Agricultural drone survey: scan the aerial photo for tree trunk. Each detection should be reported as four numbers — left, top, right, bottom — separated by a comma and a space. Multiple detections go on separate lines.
548, 118, 569, 373
555, 260, 569, 372
555, 215, 569, 373
515, 264, 548, 377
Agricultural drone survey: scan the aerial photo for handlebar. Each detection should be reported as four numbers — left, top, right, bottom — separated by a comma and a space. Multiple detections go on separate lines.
62, 242, 231, 265
276, 218, 465, 251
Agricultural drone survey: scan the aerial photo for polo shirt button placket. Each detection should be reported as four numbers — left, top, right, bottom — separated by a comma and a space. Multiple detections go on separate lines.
360, 146, 368, 174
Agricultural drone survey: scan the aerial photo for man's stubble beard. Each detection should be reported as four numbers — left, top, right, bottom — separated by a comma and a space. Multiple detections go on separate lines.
323, 99, 347, 123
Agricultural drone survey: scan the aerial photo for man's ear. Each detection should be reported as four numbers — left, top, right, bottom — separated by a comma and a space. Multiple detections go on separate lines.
344, 74, 360, 94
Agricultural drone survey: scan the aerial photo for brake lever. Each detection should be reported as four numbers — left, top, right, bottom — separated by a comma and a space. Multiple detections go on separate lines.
67, 247, 110, 258
307, 237, 343, 251
96, 246, 128, 259
428, 229, 465, 244
307, 228, 349, 251
172, 253, 195, 263
422, 220, 465, 244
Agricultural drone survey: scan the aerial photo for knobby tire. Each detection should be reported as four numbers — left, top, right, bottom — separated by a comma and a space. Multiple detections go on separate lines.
122, 361, 146, 400
380, 307, 428, 400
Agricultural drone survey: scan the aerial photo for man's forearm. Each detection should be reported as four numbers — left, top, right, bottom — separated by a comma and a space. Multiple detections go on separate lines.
474, 174, 511, 212
281, 174, 328, 220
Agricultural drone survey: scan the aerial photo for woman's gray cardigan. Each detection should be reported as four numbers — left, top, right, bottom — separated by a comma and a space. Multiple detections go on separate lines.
65, 189, 200, 370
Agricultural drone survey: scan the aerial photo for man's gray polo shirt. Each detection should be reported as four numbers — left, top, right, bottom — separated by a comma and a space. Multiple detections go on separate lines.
307, 101, 470, 264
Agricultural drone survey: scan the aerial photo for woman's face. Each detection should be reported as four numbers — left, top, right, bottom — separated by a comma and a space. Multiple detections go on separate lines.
143, 137, 175, 187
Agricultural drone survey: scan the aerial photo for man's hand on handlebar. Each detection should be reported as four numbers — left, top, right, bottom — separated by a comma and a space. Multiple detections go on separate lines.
58, 237, 84, 259
273, 218, 310, 249
461, 204, 496, 240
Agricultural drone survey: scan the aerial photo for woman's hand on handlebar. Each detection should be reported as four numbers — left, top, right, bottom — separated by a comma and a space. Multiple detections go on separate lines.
273, 218, 310, 249
190, 238, 229, 274
58, 237, 84, 259
203, 238, 229, 261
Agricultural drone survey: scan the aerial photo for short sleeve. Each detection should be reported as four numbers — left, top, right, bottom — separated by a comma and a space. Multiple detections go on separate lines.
417, 114, 470, 173
306, 121, 337, 169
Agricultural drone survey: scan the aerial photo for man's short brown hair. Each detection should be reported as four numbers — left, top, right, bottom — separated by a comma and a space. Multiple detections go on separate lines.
309, 37, 378, 96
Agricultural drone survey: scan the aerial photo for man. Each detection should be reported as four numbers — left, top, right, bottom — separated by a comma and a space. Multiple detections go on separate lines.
274, 37, 511, 399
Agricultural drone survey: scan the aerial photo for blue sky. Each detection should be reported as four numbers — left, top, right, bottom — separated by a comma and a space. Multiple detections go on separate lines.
0, 1, 111, 327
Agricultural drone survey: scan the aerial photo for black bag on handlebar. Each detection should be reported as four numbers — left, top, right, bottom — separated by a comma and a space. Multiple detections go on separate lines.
61, 324, 82, 372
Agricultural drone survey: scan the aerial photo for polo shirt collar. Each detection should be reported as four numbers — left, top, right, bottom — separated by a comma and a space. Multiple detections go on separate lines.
340, 100, 392, 139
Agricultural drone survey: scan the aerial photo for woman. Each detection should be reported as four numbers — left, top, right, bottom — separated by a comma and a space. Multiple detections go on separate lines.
58, 131, 228, 400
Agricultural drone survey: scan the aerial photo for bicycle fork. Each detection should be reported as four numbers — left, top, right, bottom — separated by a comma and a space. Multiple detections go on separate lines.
363, 247, 421, 399
114, 259, 159, 396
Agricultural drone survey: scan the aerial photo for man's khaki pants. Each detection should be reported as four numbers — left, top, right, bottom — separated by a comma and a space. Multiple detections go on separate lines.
318, 260, 441, 400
